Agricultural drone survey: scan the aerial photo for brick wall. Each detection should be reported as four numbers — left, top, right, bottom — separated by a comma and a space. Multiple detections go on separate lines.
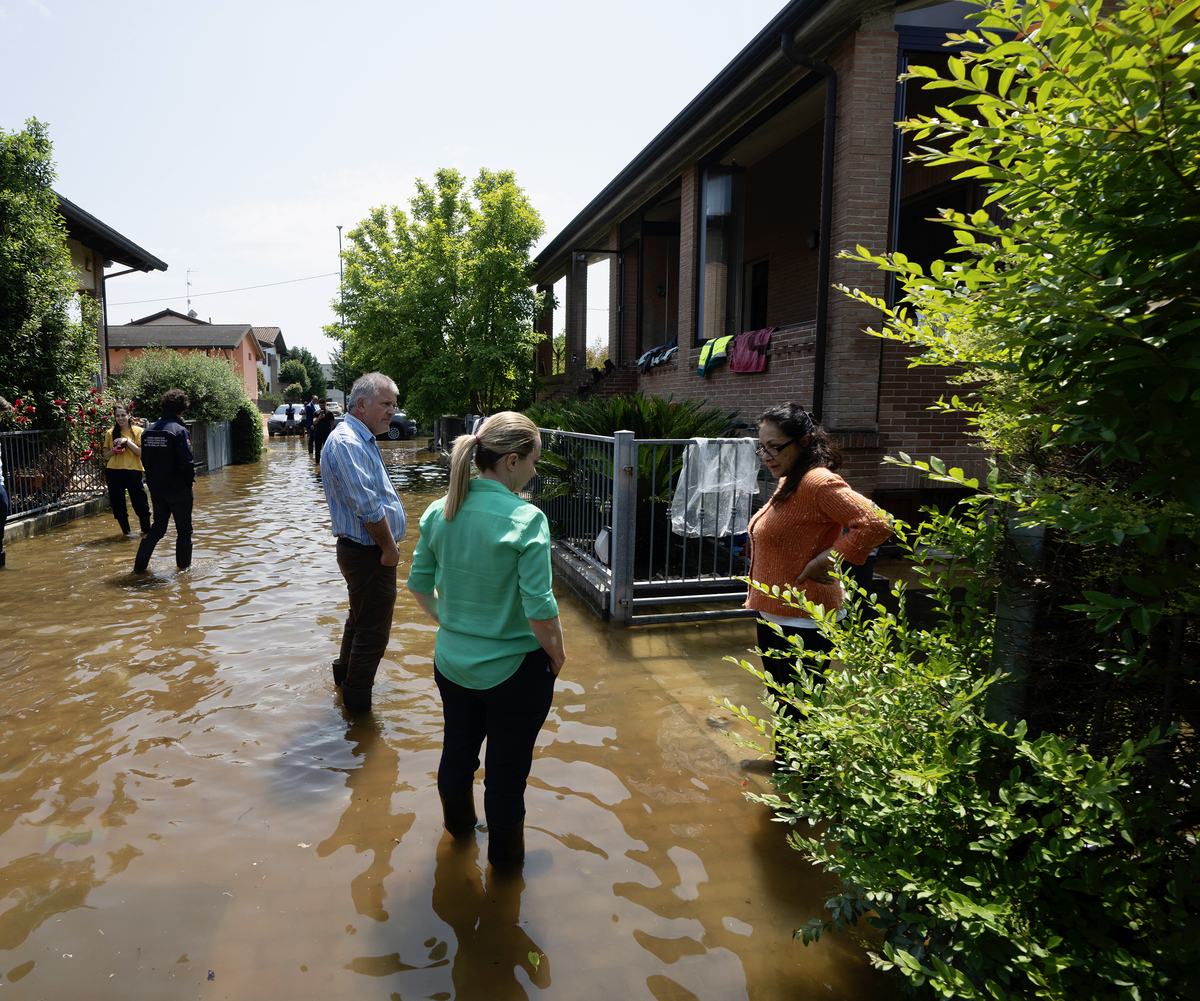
823, 27, 900, 432
677, 166, 700, 345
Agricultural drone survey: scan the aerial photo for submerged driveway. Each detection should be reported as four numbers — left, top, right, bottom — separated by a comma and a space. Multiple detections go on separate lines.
0, 438, 889, 1000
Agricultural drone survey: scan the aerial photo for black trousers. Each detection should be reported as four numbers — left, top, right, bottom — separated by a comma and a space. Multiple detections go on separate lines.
134, 491, 194, 571
105, 468, 151, 534
307, 423, 316, 453
757, 619, 837, 725
335, 538, 398, 691
435, 648, 555, 830
314, 437, 328, 464
0, 479, 8, 557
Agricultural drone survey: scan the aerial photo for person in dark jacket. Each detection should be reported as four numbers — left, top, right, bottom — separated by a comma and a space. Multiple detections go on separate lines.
134, 389, 196, 573
305, 395, 318, 455
312, 399, 335, 464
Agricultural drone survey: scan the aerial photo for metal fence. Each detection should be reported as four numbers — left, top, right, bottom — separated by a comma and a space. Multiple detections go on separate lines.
527, 429, 764, 625
0, 428, 106, 519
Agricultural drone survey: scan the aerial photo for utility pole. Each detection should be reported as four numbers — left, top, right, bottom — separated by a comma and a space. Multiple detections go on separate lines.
337, 225, 345, 407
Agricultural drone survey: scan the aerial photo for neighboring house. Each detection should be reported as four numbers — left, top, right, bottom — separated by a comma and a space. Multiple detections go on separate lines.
253, 326, 286, 393
321, 364, 345, 408
530, 0, 989, 522
107, 311, 265, 401
54, 192, 169, 383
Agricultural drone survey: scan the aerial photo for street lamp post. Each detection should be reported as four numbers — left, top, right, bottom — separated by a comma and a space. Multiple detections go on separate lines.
337, 224, 345, 407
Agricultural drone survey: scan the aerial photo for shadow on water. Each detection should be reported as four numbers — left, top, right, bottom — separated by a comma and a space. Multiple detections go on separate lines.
0, 438, 891, 999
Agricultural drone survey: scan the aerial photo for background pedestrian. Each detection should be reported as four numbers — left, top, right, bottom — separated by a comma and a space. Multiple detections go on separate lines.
313, 399, 335, 464
305, 394, 318, 455
134, 389, 195, 573
102, 402, 151, 536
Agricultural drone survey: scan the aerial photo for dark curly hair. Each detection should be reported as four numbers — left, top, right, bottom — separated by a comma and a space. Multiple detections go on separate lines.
758, 402, 842, 508
160, 389, 190, 415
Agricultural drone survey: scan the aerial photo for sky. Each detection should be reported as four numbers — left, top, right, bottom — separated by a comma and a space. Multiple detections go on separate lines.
2, 0, 788, 363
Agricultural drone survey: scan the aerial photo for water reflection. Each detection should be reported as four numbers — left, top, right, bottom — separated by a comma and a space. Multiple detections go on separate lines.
0, 438, 890, 1000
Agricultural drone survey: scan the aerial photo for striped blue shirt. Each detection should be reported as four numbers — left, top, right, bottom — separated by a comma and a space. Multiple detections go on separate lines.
320, 414, 407, 545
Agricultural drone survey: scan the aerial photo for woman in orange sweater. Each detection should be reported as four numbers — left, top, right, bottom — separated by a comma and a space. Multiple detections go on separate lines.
747, 402, 892, 690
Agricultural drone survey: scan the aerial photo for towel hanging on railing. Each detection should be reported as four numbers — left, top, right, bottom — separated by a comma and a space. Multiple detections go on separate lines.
668, 438, 760, 538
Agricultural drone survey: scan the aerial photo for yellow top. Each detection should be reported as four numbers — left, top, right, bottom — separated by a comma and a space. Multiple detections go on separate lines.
104, 424, 145, 472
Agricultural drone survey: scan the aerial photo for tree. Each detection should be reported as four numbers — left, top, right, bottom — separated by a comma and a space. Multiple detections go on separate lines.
337, 167, 547, 424
278, 358, 309, 399
256, 366, 267, 396
289, 345, 326, 401
327, 342, 364, 397
729, 2, 1200, 996
0, 119, 99, 424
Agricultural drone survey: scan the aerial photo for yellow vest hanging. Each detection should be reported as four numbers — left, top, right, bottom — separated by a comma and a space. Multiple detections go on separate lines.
697, 335, 735, 376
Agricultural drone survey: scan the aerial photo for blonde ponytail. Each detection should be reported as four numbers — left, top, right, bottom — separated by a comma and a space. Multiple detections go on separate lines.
442, 412, 540, 521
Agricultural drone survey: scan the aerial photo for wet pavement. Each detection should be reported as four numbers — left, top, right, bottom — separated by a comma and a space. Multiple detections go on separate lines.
0, 438, 890, 1000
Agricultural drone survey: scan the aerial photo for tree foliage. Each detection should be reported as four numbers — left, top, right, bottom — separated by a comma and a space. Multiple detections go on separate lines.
278, 358, 309, 399
112, 348, 246, 423
0, 119, 99, 424
230, 397, 264, 464
730, 2, 1200, 996
338, 167, 546, 424
326, 341, 364, 397
288, 345, 326, 401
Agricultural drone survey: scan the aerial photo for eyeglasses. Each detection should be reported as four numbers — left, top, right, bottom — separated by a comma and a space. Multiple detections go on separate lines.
754, 439, 798, 458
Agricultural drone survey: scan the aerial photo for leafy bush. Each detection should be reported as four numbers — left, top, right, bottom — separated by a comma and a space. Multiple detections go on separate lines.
283, 382, 304, 403
230, 398, 263, 465
724, 509, 1200, 1000
258, 391, 281, 410
112, 348, 245, 424
526, 392, 738, 439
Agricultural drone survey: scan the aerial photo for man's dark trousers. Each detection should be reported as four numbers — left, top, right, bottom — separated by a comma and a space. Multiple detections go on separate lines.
335, 538, 398, 693
134, 491, 194, 571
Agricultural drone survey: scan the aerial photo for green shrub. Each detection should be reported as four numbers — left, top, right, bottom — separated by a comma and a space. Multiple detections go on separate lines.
279, 359, 309, 398
230, 398, 263, 465
723, 508, 1200, 1000
525, 392, 737, 438
258, 391, 281, 410
283, 382, 304, 403
113, 348, 245, 424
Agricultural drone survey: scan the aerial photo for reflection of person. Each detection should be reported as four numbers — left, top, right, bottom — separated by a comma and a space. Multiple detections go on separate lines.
431, 837, 549, 996
305, 394, 318, 455
407, 412, 566, 867
747, 403, 892, 689
134, 390, 196, 573
321, 373, 407, 712
0, 396, 9, 568
313, 400, 335, 465
102, 403, 151, 536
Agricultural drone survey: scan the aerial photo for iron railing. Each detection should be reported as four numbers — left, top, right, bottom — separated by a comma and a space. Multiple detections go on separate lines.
527, 428, 764, 625
0, 428, 106, 519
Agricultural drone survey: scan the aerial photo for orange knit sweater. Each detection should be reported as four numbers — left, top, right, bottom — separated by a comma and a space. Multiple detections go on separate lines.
746, 467, 892, 619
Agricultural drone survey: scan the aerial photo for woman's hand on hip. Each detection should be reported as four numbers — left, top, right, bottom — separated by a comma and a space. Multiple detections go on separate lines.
795, 548, 837, 586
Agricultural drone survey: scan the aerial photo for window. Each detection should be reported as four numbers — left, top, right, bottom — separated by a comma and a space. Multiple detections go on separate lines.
637, 188, 681, 354
697, 166, 745, 341
743, 257, 769, 330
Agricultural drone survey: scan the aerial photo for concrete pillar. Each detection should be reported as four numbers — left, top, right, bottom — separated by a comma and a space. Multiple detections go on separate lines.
607, 225, 621, 366
823, 18, 899, 434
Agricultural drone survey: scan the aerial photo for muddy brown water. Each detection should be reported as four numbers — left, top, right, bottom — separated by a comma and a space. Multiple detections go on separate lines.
0, 439, 890, 1000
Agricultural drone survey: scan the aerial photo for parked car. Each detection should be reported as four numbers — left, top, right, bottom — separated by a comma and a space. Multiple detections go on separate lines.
267, 404, 306, 437
325, 401, 343, 417
331, 410, 418, 440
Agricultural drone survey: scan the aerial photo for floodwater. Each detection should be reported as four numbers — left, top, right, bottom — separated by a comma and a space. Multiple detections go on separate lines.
0, 439, 890, 1000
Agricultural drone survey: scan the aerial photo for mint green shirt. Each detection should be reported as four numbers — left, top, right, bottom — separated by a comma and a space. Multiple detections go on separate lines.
406, 478, 559, 689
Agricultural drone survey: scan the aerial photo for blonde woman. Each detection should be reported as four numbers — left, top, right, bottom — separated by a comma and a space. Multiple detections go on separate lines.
102, 403, 151, 535
407, 412, 566, 867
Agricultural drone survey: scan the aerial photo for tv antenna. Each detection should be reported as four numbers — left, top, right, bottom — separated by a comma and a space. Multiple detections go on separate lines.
186, 269, 198, 315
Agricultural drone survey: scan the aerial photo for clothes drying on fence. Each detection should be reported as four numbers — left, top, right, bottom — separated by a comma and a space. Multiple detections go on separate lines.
728, 327, 775, 373
696, 334, 735, 376
668, 438, 760, 538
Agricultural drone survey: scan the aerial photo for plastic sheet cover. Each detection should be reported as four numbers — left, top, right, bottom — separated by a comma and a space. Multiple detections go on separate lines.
668, 438, 760, 538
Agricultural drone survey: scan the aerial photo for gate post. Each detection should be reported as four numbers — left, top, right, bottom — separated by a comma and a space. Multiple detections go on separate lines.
610, 430, 637, 623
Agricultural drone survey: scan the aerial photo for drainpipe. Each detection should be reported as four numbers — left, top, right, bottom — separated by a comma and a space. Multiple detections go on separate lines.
100, 266, 145, 387
780, 33, 836, 423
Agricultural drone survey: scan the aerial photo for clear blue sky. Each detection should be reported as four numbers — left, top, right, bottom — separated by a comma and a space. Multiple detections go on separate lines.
2, 0, 787, 362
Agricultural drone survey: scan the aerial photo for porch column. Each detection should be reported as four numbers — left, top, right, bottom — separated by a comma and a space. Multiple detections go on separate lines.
565, 251, 588, 383
677, 165, 700, 352
535, 283, 555, 378
823, 15, 898, 440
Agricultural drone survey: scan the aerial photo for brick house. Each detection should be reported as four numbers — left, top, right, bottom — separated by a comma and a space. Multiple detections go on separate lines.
106, 310, 265, 402
530, 0, 987, 521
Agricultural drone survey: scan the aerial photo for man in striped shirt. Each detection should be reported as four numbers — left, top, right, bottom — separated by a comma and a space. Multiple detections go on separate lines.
320, 372, 407, 712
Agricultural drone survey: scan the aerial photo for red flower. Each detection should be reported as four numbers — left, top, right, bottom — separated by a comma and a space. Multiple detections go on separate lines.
90, 388, 100, 395
54, 399, 65, 405
68, 418, 76, 425
13, 399, 22, 407
16, 415, 27, 424
88, 407, 96, 415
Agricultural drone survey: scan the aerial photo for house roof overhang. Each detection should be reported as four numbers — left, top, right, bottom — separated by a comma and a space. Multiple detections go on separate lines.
529, 0, 889, 287
54, 192, 169, 274
107, 323, 256, 353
